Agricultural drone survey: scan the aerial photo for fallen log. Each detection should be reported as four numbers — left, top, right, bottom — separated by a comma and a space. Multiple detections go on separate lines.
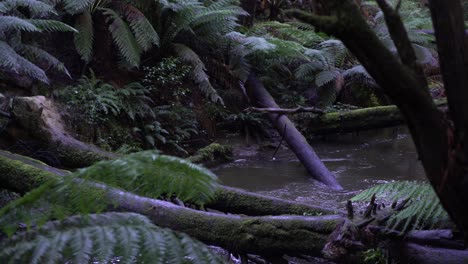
209, 186, 342, 216
242, 102, 448, 136
1, 150, 467, 263
388, 242, 468, 264
245, 74, 342, 190
0, 150, 342, 257
2, 95, 116, 168
307, 105, 403, 135
0, 149, 339, 217
245, 106, 326, 115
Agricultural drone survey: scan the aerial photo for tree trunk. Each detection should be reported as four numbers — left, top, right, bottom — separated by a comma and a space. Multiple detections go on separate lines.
245, 74, 342, 190
240, 0, 256, 26
287, 0, 468, 242
3, 95, 117, 168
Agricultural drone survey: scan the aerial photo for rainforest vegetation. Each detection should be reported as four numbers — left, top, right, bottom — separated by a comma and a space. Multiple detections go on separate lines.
1, 0, 468, 263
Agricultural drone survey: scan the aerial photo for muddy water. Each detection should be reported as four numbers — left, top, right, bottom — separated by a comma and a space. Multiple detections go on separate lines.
213, 126, 426, 211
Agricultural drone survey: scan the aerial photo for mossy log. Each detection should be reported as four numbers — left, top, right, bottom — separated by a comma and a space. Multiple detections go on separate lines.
3, 95, 116, 168
245, 74, 342, 190
306, 99, 447, 135
1, 150, 467, 262
210, 186, 342, 216
0, 150, 342, 257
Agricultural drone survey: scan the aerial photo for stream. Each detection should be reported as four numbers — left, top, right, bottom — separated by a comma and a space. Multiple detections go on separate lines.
214, 126, 426, 211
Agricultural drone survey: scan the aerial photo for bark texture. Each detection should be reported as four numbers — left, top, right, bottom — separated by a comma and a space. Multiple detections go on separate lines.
245, 74, 342, 190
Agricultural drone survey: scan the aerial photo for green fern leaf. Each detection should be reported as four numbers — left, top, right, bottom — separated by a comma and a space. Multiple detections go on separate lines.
119, 4, 159, 51
62, 0, 95, 14
29, 19, 77, 32
18, 44, 71, 78
74, 11, 94, 62
74, 151, 220, 205
0, 40, 49, 83
315, 69, 341, 87
0, 16, 40, 32
173, 43, 223, 103
0, 212, 225, 263
3, 0, 57, 16
102, 7, 141, 68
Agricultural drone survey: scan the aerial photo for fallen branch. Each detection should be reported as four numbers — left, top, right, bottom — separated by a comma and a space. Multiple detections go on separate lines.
244, 106, 325, 115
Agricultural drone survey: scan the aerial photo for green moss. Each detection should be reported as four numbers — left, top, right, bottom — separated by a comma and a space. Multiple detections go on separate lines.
0, 153, 58, 194
188, 143, 233, 166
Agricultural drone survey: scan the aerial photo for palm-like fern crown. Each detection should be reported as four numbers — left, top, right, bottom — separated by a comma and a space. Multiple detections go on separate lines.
0, 151, 223, 263
63, 0, 159, 68
0, 0, 76, 83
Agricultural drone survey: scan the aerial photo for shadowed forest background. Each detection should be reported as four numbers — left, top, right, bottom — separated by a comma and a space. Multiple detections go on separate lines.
1, 0, 468, 263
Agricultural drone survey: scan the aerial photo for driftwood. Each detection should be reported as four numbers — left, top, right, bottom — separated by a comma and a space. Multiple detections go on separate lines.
245, 74, 342, 190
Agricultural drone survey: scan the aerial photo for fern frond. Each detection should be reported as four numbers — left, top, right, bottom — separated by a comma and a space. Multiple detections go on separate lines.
74, 11, 94, 62
62, 0, 95, 14
0, 16, 40, 32
0, 40, 49, 83
29, 19, 77, 32
74, 151, 220, 205
317, 39, 347, 67
119, 4, 159, 51
102, 7, 141, 68
161, 1, 203, 47
315, 69, 341, 87
173, 43, 222, 103
294, 61, 324, 80
0, 212, 224, 263
412, 44, 434, 64
17, 44, 71, 78
2, 0, 57, 16
351, 181, 450, 232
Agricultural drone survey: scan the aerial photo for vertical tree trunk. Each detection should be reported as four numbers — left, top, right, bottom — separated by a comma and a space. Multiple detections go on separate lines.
245, 74, 342, 190
240, 0, 256, 26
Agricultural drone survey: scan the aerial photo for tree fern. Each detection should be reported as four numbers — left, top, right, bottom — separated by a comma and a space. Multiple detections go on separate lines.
0, 212, 224, 263
351, 181, 450, 232
0, 1, 74, 83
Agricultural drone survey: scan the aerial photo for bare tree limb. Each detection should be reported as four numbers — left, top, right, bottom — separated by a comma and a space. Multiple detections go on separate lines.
244, 106, 325, 115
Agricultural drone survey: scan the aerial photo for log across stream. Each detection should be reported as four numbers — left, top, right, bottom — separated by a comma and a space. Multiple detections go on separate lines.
214, 126, 426, 211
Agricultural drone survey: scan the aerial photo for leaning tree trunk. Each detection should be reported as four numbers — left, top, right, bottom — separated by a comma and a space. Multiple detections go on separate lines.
2, 95, 117, 168
245, 74, 342, 190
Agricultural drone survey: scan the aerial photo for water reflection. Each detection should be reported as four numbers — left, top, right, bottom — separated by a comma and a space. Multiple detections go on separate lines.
214, 126, 426, 210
